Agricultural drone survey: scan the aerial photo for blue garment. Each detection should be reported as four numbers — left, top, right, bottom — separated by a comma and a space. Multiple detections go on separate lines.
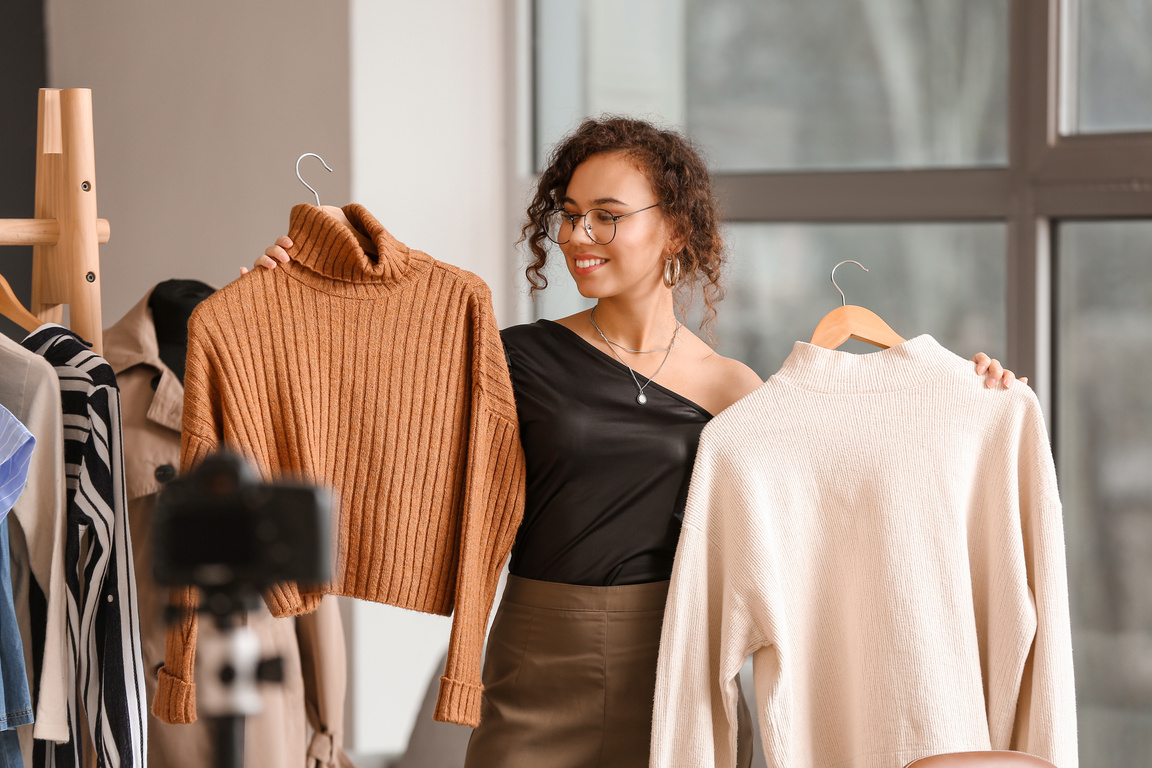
0, 405, 34, 521
0, 730, 21, 768
0, 401, 36, 767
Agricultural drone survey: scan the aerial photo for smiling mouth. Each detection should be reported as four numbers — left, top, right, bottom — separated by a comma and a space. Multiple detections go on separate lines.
575, 258, 608, 269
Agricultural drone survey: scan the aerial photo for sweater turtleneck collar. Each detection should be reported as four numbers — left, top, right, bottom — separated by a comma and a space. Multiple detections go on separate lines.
772, 335, 964, 394
283, 203, 420, 296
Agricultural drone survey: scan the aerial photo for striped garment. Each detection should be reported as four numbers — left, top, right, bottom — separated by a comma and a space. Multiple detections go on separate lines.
23, 325, 147, 768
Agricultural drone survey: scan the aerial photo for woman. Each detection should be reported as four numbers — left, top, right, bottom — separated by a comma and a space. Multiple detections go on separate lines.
250, 117, 1020, 767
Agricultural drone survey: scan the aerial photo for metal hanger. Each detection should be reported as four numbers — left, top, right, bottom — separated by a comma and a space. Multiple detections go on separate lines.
809, 260, 905, 350
296, 152, 333, 206
293, 152, 376, 255
831, 260, 866, 306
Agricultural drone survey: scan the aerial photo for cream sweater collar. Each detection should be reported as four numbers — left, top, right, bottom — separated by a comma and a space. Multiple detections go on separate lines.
771, 335, 961, 394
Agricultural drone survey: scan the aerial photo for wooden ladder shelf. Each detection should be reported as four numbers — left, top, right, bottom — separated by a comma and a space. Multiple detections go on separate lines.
0, 88, 110, 353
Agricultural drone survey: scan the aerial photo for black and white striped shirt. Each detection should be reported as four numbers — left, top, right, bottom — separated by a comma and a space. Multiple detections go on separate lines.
24, 325, 147, 768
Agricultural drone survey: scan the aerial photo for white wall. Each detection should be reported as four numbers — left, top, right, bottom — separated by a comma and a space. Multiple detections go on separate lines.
45, 0, 352, 325
346, 0, 517, 755
349, 0, 517, 322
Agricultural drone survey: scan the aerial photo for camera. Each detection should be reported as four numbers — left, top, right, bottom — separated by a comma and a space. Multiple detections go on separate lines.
152, 450, 331, 593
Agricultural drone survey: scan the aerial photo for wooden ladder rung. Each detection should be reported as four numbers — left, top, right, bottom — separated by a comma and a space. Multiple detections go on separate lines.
0, 218, 111, 247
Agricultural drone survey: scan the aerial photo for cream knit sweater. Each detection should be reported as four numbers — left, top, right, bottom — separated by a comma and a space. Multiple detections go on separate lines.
651, 336, 1077, 768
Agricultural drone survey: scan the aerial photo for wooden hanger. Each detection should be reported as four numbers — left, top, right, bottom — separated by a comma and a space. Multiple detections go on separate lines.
319, 205, 377, 256
296, 153, 377, 256
810, 260, 906, 350
0, 272, 42, 332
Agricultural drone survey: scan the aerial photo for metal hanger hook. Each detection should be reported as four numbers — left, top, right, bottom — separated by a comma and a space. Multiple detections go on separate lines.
295, 152, 333, 206
830, 260, 868, 307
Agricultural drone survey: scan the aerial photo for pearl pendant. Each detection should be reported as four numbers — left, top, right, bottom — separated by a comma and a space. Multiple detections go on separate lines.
636, 392, 648, 405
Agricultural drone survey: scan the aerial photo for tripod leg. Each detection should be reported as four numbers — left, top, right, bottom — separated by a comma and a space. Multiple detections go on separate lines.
214, 715, 245, 768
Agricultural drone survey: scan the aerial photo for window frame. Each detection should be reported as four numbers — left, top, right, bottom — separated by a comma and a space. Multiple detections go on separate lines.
675, 0, 1152, 416
518, 0, 1152, 414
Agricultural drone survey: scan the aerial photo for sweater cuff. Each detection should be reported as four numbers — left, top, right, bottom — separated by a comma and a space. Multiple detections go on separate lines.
264, 582, 322, 617
152, 667, 197, 724
433, 676, 483, 727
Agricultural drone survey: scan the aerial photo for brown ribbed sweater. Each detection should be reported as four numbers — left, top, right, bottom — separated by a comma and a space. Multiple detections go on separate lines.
152, 203, 526, 728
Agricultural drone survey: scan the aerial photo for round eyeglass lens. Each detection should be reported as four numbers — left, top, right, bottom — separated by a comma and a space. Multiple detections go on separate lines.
545, 210, 571, 245
584, 209, 616, 244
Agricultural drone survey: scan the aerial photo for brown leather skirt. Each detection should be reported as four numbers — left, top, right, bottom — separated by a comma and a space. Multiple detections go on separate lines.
464, 575, 752, 768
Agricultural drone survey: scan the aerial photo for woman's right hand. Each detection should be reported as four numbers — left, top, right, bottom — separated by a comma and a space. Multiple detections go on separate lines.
240, 235, 294, 275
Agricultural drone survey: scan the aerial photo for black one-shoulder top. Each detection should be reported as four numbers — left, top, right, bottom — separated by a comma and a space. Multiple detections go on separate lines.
501, 320, 713, 586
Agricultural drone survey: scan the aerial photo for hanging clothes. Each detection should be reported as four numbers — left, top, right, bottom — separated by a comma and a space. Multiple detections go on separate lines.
104, 285, 357, 768
0, 333, 71, 765
22, 325, 147, 768
651, 336, 1077, 768
153, 204, 526, 729
0, 402, 36, 767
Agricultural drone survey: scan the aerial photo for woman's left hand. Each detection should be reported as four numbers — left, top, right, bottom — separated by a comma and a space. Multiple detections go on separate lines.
972, 353, 1027, 389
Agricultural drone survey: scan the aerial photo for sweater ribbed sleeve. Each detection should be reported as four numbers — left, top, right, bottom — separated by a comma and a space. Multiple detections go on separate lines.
151, 330, 221, 725
651, 336, 1077, 768
434, 288, 526, 724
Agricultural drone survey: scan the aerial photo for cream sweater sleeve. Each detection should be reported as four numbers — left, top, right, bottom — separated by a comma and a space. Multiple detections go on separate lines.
651, 430, 772, 768
1008, 397, 1078, 764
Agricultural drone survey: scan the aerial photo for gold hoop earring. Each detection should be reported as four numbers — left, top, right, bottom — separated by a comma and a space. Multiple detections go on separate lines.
663, 256, 681, 289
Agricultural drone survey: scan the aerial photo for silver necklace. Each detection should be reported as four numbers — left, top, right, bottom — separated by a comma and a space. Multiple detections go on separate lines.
591, 312, 677, 354
605, 337, 673, 354
589, 306, 682, 405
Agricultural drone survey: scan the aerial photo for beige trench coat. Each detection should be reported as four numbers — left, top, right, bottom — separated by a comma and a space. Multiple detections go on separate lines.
104, 288, 356, 768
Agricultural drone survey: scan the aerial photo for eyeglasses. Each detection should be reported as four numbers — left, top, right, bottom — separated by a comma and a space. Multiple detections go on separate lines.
543, 202, 662, 245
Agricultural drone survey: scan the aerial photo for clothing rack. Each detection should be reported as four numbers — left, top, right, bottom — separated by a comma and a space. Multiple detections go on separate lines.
0, 88, 109, 353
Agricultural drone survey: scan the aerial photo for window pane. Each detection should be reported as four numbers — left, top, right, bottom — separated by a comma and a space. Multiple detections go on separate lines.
1057, 221, 1152, 767
1068, 0, 1152, 134
533, 223, 1006, 377
534, 0, 1009, 172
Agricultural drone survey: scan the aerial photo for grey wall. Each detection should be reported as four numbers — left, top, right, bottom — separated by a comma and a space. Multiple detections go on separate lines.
43, 0, 352, 328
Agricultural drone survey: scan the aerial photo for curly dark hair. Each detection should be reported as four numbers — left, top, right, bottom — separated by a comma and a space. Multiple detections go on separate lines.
521, 116, 726, 338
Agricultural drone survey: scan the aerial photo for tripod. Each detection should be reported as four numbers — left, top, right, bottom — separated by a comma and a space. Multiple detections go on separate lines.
196, 589, 283, 768
152, 451, 331, 767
